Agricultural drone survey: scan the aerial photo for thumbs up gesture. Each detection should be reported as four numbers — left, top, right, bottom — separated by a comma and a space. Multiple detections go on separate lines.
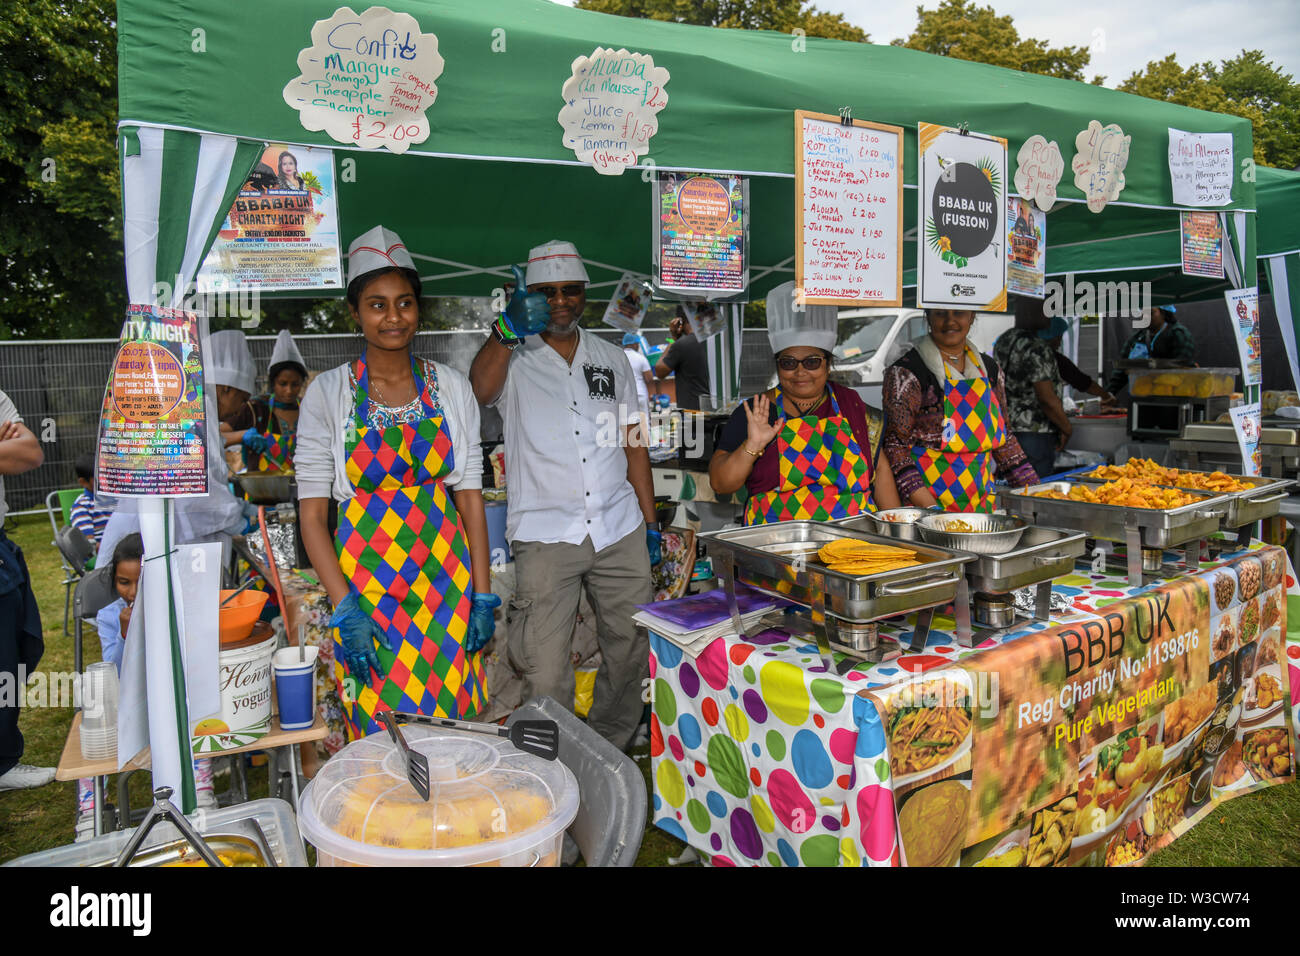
501, 263, 551, 337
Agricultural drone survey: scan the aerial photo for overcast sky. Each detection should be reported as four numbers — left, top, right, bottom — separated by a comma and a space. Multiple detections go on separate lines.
552, 0, 1300, 87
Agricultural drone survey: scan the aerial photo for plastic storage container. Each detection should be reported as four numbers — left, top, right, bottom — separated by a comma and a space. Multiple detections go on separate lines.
1128, 368, 1235, 398
297, 725, 580, 867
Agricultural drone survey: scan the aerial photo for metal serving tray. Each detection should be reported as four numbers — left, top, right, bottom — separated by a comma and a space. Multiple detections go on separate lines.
700, 522, 973, 624
1182, 423, 1299, 446
1001, 482, 1228, 550
1168, 439, 1300, 480
961, 526, 1088, 593
1076, 472, 1291, 529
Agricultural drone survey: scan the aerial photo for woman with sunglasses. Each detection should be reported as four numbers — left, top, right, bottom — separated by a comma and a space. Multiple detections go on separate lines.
710, 282, 900, 523
882, 308, 1038, 514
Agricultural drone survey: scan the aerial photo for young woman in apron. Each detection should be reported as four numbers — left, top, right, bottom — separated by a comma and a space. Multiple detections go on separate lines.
297, 226, 498, 738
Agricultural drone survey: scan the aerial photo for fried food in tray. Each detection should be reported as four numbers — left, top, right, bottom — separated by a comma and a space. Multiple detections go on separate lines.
815, 538, 922, 576
1029, 478, 1202, 510
1242, 727, 1291, 781
1087, 459, 1251, 493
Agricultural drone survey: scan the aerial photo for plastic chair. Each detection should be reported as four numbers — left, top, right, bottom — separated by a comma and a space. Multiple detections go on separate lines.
506, 695, 646, 867
72, 563, 117, 676
55, 525, 94, 640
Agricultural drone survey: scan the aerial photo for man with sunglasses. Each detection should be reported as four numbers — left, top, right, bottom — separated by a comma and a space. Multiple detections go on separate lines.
469, 239, 659, 752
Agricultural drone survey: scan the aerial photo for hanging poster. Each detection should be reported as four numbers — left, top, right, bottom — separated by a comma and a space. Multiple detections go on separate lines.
559, 48, 669, 175
1071, 121, 1131, 213
1225, 286, 1262, 387
1180, 211, 1224, 279
795, 111, 903, 306
682, 301, 726, 341
281, 5, 442, 154
1013, 134, 1065, 212
1168, 128, 1234, 207
601, 273, 651, 333
96, 305, 208, 498
1230, 403, 1263, 476
197, 144, 342, 293
1006, 196, 1046, 298
653, 172, 748, 294
917, 122, 1008, 312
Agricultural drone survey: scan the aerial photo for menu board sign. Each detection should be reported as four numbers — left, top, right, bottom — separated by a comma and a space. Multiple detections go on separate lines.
794, 111, 903, 307
96, 305, 208, 498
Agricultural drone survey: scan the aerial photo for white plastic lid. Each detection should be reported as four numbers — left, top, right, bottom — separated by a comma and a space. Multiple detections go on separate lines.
297, 725, 579, 867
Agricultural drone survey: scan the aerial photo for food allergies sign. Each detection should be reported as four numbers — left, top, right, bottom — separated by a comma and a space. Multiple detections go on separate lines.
917, 123, 1008, 312
96, 305, 208, 498
282, 5, 443, 154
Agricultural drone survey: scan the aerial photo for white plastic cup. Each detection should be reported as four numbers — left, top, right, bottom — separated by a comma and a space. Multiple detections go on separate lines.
80, 662, 119, 760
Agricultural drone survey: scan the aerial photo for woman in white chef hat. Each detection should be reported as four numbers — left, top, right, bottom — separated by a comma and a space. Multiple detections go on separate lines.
295, 225, 496, 740
710, 281, 900, 523
239, 329, 309, 472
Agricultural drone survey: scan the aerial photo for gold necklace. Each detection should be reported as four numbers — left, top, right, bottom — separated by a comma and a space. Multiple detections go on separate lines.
372, 370, 414, 407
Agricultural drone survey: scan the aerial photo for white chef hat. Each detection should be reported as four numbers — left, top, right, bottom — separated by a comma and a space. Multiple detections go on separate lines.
209, 329, 255, 395
347, 225, 417, 288
765, 281, 837, 354
267, 329, 307, 381
525, 239, 590, 286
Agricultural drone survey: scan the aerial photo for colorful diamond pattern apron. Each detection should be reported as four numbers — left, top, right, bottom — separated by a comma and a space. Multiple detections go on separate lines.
333, 354, 484, 739
744, 386, 873, 525
910, 347, 1006, 514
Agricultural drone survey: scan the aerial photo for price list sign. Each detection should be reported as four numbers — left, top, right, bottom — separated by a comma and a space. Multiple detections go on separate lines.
794, 111, 903, 307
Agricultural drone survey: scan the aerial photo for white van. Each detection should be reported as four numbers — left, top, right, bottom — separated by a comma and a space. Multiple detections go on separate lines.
826, 307, 1015, 407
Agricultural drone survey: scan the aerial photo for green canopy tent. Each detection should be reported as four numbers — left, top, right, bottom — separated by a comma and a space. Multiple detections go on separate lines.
114, 0, 1261, 799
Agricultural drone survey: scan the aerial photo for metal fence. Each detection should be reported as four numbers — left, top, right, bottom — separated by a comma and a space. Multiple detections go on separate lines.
0, 328, 777, 515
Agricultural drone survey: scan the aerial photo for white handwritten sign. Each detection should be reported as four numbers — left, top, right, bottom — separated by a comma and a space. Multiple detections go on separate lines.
1071, 120, 1131, 213
794, 111, 903, 306
559, 48, 669, 176
1168, 128, 1234, 207
1014, 135, 1065, 211
281, 5, 442, 154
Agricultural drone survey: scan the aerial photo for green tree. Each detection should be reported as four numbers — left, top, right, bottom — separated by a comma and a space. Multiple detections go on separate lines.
0, 0, 121, 339
573, 0, 869, 42
892, 0, 1094, 82
1119, 51, 1300, 168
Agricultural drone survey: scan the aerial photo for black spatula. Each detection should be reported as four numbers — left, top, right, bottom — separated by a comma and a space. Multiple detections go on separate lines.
377, 710, 430, 800
394, 712, 560, 762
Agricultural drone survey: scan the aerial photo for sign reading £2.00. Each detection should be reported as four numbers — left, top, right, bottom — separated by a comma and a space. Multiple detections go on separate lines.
1071, 120, 1131, 213
559, 48, 669, 175
282, 5, 443, 154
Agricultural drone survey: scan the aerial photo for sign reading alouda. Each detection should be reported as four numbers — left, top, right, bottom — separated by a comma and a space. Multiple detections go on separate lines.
917, 122, 1008, 312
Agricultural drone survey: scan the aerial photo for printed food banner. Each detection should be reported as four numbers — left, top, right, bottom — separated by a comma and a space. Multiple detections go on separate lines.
869, 549, 1294, 867
96, 305, 208, 498
197, 143, 343, 292
654, 171, 747, 294
1006, 196, 1045, 298
1180, 211, 1224, 279
917, 122, 1008, 312
1224, 286, 1262, 388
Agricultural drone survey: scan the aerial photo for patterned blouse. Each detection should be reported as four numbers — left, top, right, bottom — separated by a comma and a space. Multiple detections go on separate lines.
882, 347, 1037, 501
347, 357, 442, 430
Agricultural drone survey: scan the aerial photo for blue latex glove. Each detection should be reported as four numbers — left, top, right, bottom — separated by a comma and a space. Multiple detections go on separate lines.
242, 427, 269, 455
465, 592, 501, 654
498, 263, 551, 338
646, 526, 663, 566
330, 592, 389, 682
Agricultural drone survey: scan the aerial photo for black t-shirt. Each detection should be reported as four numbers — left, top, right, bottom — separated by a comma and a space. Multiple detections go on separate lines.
661, 333, 709, 411
1055, 353, 1095, 393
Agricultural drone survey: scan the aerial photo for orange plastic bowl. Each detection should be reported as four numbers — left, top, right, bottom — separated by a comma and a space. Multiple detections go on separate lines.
219, 589, 270, 646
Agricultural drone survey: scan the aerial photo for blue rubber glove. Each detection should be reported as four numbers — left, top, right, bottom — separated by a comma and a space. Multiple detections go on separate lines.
646, 526, 663, 566
465, 592, 501, 654
242, 428, 269, 455
496, 263, 551, 338
330, 592, 389, 682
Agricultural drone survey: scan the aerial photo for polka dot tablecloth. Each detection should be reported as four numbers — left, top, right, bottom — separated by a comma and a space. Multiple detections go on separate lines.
649, 543, 1299, 866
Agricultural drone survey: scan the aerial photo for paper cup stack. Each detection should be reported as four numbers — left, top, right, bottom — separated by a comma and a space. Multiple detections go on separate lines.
80, 662, 119, 761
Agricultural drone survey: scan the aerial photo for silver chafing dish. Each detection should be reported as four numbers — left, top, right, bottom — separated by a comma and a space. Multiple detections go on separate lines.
1000, 481, 1231, 586
1169, 423, 1300, 479
699, 522, 974, 663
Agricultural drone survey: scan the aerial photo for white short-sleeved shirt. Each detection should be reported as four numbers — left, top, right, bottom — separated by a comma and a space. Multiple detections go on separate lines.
624, 347, 653, 411
0, 389, 19, 524
493, 330, 643, 549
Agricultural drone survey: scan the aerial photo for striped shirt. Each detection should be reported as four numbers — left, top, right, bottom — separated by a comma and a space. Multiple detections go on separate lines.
70, 490, 111, 546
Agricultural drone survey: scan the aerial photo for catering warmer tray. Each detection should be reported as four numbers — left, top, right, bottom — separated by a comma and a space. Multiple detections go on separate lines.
1075, 473, 1292, 530
1182, 423, 1299, 446
958, 526, 1088, 594
699, 522, 973, 624
1001, 482, 1228, 550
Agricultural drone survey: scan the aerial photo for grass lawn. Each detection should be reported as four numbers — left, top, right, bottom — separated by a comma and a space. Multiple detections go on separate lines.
1, 511, 1294, 866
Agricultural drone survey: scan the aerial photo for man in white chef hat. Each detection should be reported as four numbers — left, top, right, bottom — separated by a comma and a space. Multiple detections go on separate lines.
469, 240, 659, 751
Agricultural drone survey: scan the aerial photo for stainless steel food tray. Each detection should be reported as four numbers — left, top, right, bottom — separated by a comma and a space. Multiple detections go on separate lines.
1075, 472, 1291, 530
700, 522, 973, 624
1182, 423, 1299, 446
961, 526, 1088, 593
1000, 482, 1228, 549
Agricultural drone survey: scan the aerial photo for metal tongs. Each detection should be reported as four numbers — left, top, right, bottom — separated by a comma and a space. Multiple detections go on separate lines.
113, 786, 225, 868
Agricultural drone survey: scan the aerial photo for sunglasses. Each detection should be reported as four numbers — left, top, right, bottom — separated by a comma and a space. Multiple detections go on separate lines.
534, 284, 585, 300
777, 355, 826, 371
